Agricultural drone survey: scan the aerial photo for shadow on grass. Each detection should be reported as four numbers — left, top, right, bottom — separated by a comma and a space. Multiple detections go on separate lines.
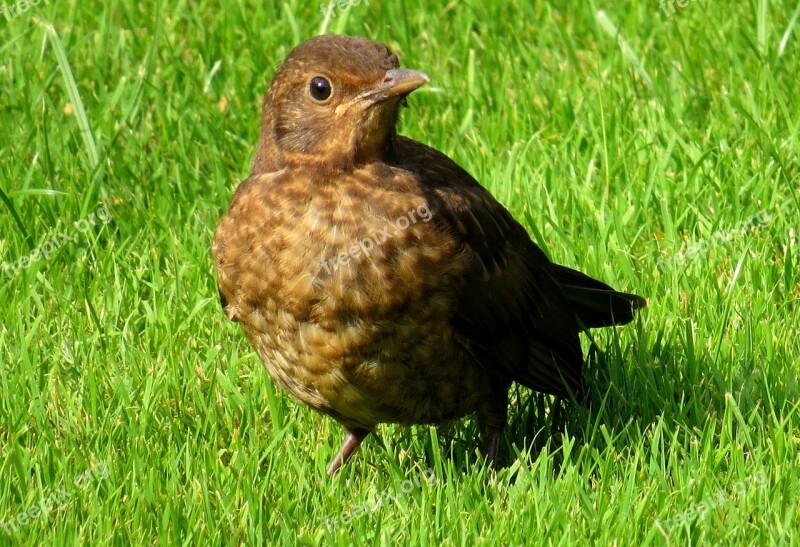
378, 317, 800, 478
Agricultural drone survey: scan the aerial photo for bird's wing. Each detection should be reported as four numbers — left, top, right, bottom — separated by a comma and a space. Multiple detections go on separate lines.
394, 137, 583, 397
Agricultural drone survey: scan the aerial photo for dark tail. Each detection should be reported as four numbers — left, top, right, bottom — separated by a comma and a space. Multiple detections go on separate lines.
550, 264, 647, 330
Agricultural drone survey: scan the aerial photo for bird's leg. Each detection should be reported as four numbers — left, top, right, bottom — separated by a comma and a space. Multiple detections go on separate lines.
326, 427, 370, 475
478, 388, 509, 469
483, 426, 503, 467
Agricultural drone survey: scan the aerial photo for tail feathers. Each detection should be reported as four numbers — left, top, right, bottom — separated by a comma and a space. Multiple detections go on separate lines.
550, 264, 647, 330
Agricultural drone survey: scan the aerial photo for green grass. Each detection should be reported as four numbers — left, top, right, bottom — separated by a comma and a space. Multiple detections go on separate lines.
1, 0, 799, 544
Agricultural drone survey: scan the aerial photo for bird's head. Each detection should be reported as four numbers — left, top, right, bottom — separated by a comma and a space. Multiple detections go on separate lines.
251, 35, 429, 173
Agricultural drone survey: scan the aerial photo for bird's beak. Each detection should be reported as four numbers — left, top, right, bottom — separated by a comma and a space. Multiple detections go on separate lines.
357, 69, 430, 104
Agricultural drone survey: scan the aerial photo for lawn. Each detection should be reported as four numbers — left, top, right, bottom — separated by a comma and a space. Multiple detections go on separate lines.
1, 0, 798, 544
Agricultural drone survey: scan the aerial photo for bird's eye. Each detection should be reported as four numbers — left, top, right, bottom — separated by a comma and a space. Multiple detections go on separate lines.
309, 76, 332, 101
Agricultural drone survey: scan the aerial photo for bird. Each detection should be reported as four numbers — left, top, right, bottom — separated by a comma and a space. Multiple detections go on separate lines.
212, 34, 646, 475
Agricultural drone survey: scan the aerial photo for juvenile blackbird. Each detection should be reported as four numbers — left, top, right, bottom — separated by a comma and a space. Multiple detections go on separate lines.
213, 35, 646, 474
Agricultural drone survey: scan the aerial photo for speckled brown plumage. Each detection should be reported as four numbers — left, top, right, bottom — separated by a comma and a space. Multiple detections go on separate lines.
212, 35, 646, 474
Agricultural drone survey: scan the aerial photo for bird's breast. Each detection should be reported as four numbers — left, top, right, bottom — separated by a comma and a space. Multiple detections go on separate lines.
213, 168, 485, 426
